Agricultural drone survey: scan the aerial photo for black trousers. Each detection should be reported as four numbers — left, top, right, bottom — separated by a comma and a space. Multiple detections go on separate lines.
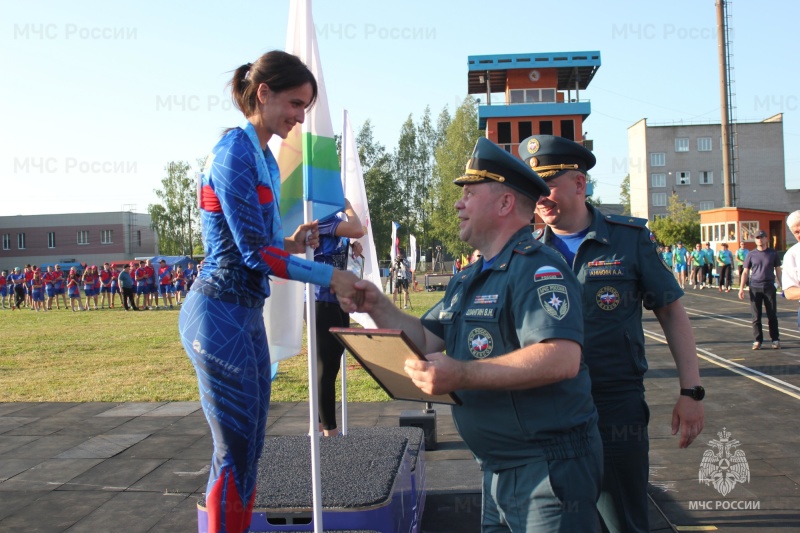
691, 266, 703, 286
13, 285, 25, 308
121, 287, 138, 310
749, 285, 779, 342
718, 264, 732, 288
314, 300, 350, 430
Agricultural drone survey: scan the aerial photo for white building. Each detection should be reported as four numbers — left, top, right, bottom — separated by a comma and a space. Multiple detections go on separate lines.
628, 114, 798, 222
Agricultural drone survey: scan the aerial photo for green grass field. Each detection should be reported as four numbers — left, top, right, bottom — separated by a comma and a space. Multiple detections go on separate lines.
0, 289, 443, 403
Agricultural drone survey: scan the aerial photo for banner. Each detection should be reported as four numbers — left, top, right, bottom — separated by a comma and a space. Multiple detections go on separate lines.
342, 110, 381, 328
264, 0, 344, 363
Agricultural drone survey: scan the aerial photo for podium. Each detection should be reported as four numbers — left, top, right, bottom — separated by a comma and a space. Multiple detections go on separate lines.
197, 427, 426, 533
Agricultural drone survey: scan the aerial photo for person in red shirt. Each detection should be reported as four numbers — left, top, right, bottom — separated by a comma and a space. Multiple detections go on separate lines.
66, 268, 84, 312
145, 259, 158, 309
157, 259, 175, 309
43, 266, 56, 310
31, 269, 45, 312
24, 265, 34, 309
52, 264, 68, 310
0, 270, 8, 309
134, 261, 149, 309
99, 263, 113, 309
173, 265, 186, 305
110, 266, 121, 309
82, 266, 99, 311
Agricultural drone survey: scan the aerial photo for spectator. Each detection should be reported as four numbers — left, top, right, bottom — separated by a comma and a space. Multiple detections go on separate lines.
118, 263, 138, 311
0, 270, 7, 309
716, 243, 733, 292
157, 259, 175, 309
66, 268, 83, 312
690, 243, 705, 289
674, 241, 688, 289
99, 263, 114, 309
735, 241, 749, 284
739, 230, 781, 349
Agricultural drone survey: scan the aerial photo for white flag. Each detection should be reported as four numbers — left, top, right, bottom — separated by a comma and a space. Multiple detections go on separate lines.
409, 234, 417, 272
342, 110, 381, 329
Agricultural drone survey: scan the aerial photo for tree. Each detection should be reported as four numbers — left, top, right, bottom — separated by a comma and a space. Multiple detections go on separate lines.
649, 193, 700, 246
585, 173, 602, 207
355, 120, 402, 260
620, 174, 631, 215
148, 160, 200, 257
394, 115, 422, 250
416, 106, 438, 252
430, 96, 482, 259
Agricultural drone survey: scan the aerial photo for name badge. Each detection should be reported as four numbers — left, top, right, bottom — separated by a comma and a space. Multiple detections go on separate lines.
465, 307, 496, 319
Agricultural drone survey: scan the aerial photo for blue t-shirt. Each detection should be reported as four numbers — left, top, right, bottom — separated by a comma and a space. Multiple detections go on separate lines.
743, 248, 781, 288
551, 227, 591, 266
313, 212, 348, 303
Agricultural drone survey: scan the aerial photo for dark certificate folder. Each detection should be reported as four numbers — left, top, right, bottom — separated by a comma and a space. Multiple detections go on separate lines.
329, 328, 461, 406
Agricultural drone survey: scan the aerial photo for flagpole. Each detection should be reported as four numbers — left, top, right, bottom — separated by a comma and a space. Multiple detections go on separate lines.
301, 2, 323, 528
340, 109, 349, 436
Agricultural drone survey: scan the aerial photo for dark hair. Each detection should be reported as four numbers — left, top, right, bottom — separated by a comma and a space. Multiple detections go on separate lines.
228, 50, 318, 117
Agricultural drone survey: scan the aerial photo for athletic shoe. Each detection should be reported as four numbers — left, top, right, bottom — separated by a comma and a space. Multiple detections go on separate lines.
752, 341, 761, 350
772, 341, 781, 350
699, 285, 704, 290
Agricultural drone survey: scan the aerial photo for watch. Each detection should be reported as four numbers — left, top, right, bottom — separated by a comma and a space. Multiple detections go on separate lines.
680, 385, 705, 401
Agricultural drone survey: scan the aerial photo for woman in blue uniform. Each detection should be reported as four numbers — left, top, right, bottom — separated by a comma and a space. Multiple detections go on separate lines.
313, 199, 364, 437
179, 50, 359, 533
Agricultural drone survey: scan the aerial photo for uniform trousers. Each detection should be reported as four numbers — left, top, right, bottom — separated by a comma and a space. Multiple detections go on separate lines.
748, 285, 779, 342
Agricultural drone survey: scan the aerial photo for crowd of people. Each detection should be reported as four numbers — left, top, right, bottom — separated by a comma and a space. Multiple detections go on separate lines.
0, 260, 200, 312
660, 240, 749, 291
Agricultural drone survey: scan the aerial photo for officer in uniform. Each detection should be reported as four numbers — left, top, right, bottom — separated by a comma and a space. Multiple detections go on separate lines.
519, 134, 705, 533
340, 137, 603, 532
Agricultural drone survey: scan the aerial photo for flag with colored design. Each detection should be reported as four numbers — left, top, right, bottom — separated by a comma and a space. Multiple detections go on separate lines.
390, 221, 400, 263
342, 109, 380, 329
264, 0, 344, 364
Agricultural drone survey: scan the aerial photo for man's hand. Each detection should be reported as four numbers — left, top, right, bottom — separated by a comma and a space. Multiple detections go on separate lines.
336, 279, 382, 314
285, 221, 320, 254
738, 288, 745, 300
404, 352, 464, 395
329, 270, 363, 308
671, 396, 704, 448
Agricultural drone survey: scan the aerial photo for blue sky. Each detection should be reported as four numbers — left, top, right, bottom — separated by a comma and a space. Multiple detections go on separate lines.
2, 0, 797, 217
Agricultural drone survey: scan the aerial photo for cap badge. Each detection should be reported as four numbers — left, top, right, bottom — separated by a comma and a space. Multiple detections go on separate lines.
527, 138, 540, 155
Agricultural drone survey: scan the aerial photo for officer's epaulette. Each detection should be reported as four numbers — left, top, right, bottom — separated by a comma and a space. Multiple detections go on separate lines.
461, 260, 478, 269
513, 240, 539, 255
604, 214, 648, 229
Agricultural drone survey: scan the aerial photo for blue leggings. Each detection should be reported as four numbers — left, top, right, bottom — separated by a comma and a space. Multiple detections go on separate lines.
179, 291, 271, 533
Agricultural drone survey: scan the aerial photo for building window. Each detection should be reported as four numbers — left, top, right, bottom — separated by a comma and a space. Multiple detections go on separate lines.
101, 229, 113, 244
539, 120, 553, 135
651, 173, 666, 188
497, 122, 512, 145
676, 171, 690, 186
699, 171, 713, 185
697, 137, 712, 151
650, 152, 665, 167
739, 221, 759, 241
136, 230, 142, 247
48, 232, 56, 248
652, 193, 667, 207
699, 201, 714, 211
17, 233, 26, 250
653, 213, 668, 221
560, 119, 575, 141
518, 121, 532, 142
2, 233, 9, 250
675, 138, 690, 152
727, 222, 736, 241
77, 230, 89, 245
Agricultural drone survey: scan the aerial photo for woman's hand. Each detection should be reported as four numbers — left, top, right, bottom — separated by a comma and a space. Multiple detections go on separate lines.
285, 221, 319, 254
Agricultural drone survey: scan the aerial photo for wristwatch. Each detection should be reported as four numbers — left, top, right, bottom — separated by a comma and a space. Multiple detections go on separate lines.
680, 385, 705, 401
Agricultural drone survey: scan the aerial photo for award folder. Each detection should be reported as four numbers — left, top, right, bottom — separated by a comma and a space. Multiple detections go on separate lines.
329, 328, 461, 405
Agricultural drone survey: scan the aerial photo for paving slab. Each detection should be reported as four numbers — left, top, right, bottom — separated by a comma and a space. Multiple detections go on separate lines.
56, 433, 151, 459
64, 491, 187, 533
141, 401, 201, 417
1, 434, 90, 459
0, 490, 115, 532
0, 434, 39, 455
59, 457, 166, 491
129, 458, 209, 494
94, 402, 165, 417
0, 458, 103, 492
117, 434, 206, 459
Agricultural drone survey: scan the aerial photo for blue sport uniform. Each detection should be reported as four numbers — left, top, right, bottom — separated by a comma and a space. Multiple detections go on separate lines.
179, 121, 333, 533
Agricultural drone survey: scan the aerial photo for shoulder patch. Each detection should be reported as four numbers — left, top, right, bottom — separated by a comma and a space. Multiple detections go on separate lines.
604, 214, 648, 229
533, 228, 544, 240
